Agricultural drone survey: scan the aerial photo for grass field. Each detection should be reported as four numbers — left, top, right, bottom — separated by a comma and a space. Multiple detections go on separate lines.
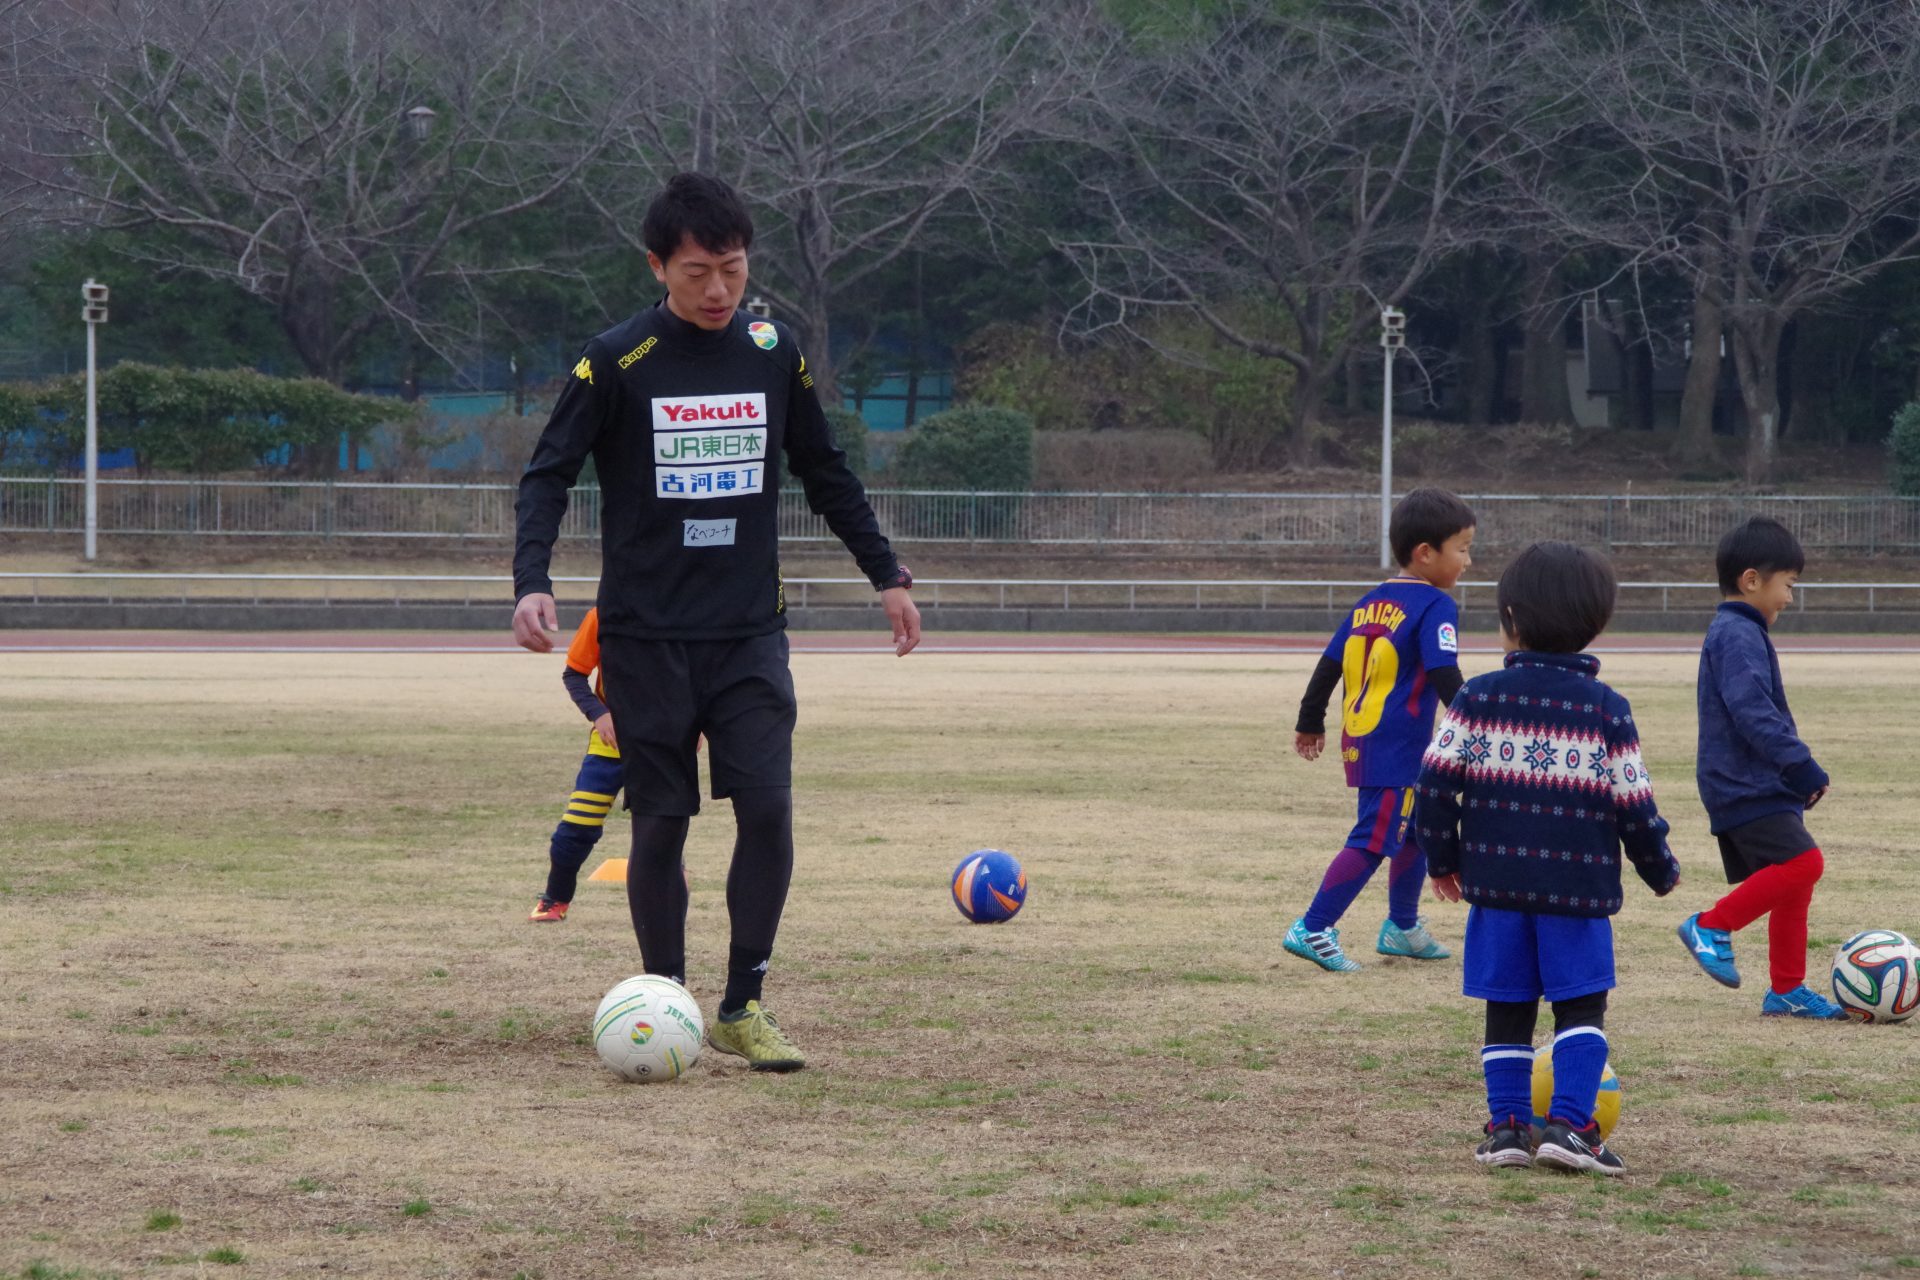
1, 644, 1916, 1279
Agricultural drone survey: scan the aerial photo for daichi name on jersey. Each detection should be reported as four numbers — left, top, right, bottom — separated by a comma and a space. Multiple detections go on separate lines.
1352, 601, 1410, 632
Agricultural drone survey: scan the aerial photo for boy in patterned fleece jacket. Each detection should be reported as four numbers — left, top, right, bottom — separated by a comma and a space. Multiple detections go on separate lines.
1414, 542, 1680, 1175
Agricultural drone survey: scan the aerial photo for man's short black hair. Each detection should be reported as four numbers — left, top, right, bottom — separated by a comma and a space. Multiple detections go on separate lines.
642, 172, 754, 262
1389, 488, 1476, 566
1497, 541, 1616, 654
1715, 517, 1805, 594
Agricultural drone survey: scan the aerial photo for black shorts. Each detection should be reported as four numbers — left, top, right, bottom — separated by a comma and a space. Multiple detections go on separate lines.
597, 631, 797, 817
1717, 812, 1817, 885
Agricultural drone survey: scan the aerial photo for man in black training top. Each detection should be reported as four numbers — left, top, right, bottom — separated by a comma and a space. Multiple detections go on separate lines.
513, 173, 920, 1072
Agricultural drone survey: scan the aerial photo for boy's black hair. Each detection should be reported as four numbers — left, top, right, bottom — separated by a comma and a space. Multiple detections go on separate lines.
1389, 488, 1476, 567
642, 173, 755, 262
1497, 541, 1616, 654
1715, 517, 1805, 595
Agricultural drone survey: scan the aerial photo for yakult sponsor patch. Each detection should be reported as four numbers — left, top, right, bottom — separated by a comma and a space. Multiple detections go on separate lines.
652, 393, 769, 500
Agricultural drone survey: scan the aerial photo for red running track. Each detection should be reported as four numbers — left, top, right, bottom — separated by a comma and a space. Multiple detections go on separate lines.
3, 630, 1917, 655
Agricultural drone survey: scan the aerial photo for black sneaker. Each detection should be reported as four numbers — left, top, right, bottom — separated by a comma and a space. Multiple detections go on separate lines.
1474, 1117, 1533, 1169
1534, 1119, 1625, 1176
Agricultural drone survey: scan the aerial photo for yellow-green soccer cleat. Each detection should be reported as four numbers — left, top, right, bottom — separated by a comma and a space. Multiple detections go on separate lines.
707, 1000, 806, 1072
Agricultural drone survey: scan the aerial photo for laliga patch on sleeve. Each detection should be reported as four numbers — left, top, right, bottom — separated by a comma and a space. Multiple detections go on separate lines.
1438, 622, 1459, 654
683, 518, 737, 547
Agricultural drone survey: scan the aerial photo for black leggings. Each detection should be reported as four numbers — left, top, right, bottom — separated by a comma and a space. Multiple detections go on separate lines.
1485, 991, 1608, 1045
625, 789, 793, 981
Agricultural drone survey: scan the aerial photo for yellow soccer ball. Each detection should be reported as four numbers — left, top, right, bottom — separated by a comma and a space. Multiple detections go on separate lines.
1530, 1055, 1621, 1141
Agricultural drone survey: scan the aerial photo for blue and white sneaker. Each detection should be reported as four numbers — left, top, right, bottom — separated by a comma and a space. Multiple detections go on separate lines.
1283, 918, 1362, 973
1377, 916, 1450, 960
1677, 913, 1741, 988
1760, 985, 1851, 1021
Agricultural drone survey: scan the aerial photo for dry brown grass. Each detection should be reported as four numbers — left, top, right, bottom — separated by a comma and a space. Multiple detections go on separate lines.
1, 648, 1916, 1279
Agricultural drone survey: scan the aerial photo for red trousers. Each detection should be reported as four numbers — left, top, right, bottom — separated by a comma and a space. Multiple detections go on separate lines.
1699, 848, 1824, 994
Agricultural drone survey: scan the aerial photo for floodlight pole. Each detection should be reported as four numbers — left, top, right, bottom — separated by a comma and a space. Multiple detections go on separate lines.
81, 279, 110, 562
1379, 307, 1406, 571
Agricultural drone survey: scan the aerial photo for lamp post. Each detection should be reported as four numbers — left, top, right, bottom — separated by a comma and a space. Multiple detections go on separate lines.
1378, 306, 1406, 571
81, 279, 110, 562
405, 105, 437, 141
746, 295, 771, 319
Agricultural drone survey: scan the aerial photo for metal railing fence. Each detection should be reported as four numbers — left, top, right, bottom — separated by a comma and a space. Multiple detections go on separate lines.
6, 477, 1920, 551
4, 572, 1916, 614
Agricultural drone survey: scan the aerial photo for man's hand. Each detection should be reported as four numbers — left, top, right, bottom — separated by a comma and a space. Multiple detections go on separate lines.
1295, 732, 1325, 761
1430, 873, 1463, 903
593, 711, 618, 750
1805, 784, 1831, 810
513, 592, 559, 653
882, 586, 921, 656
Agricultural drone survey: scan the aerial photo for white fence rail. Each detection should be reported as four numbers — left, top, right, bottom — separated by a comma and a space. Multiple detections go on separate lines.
6, 477, 1920, 550
4, 572, 1916, 613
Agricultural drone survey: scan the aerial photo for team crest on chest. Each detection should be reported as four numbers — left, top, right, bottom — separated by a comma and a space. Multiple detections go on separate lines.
748, 321, 778, 350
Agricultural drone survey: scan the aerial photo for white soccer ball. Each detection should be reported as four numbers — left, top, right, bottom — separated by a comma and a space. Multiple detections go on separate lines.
593, 975, 705, 1081
1831, 930, 1920, 1025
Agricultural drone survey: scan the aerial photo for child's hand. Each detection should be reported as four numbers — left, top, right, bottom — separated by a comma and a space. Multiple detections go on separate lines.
1805, 784, 1830, 810
1429, 873, 1463, 903
594, 712, 618, 750
1294, 732, 1325, 761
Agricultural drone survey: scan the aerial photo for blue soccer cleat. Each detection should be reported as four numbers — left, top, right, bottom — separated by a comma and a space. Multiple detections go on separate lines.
1377, 916, 1451, 960
1760, 985, 1851, 1021
1678, 913, 1741, 988
1284, 918, 1362, 973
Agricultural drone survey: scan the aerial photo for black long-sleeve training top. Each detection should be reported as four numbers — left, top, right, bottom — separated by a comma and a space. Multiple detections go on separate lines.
514, 303, 901, 640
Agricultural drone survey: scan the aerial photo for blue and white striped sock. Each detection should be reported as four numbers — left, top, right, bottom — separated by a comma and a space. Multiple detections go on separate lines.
1549, 1026, 1608, 1131
1481, 1043, 1535, 1129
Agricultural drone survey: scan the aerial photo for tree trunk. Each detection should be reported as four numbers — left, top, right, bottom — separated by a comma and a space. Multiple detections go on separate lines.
1674, 289, 1724, 465
1462, 294, 1497, 427
1731, 312, 1788, 484
1518, 256, 1574, 425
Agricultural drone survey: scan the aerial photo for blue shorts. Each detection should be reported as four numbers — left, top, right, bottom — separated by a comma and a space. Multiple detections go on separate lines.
1345, 786, 1415, 857
1462, 906, 1616, 1002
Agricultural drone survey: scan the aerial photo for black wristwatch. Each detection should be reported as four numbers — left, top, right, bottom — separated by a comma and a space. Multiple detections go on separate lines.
876, 565, 913, 592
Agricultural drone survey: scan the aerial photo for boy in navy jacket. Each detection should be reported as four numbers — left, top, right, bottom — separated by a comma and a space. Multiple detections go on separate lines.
1415, 542, 1680, 1175
1676, 518, 1849, 1020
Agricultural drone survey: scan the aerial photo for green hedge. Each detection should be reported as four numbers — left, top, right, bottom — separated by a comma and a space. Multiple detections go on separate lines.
1890, 401, 1920, 496
3, 364, 408, 474
893, 405, 1034, 490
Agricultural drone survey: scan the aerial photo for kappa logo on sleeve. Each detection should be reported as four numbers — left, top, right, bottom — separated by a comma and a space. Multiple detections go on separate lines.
1438, 622, 1459, 654
572, 356, 594, 384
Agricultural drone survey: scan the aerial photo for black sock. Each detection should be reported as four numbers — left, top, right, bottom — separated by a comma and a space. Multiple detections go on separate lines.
625, 814, 690, 983
720, 945, 773, 1016
719, 789, 793, 1017
544, 829, 596, 904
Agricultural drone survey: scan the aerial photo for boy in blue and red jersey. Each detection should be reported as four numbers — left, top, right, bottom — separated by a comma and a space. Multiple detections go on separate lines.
1287, 488, 1476, 973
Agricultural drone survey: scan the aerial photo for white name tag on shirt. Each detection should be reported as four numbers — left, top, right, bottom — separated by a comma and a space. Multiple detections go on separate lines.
683, 518, 737, 547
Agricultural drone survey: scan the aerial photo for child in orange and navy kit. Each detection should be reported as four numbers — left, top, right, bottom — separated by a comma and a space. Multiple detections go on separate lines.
1676, 518, 1849, 1019
1416, 542, 1680, 1175
528, 608, 623, 922
1287, 489, 1475, 972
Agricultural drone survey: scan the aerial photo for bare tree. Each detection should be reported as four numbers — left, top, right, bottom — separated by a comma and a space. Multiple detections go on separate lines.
1577, 0, 1920, 479
1054, 0, 1542, 462
3, 0, 631, 386
588, 0, 1071, 401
